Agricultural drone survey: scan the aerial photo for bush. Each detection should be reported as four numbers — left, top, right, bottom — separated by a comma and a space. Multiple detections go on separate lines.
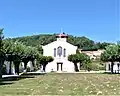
83, 63, 92, 71
82, 62, 105, 71
91, 63, 99, 71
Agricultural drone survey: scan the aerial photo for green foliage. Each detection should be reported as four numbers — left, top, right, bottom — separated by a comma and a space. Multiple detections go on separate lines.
3, 40, 14, 55
100, 44, 119, 73
38, 56, 54, 65
0, 28, 4, 51
3, 39, 42, 74
68, 53, 91, 64
37, 55, 54, 71
36, 45, 43, 54
80, 54, 92, 71
76, 49, 80, 54
68, 54, 80, 63
83, 63, 92, 71
0, 28, 5, 58
68, 53, 91, 71
6, 34, 113, 50
46, 56, 54, 62
101, 45, 119, 62
0, 28, 4, 79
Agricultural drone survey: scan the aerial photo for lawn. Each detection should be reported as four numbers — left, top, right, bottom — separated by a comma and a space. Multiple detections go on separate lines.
0, 73, 120, 95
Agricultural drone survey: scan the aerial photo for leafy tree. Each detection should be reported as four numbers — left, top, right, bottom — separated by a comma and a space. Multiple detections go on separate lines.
6, 34, 113, 50
68, 53, 91, 72
3, 40, 14, 74
36, 45, 43, 55
68, 54, 80, 72
0, 28, 4, 79
38, 56, 54, 72
82, 55, 92, 71
12, 41, 25, 75
101, 45, 119, 73
22, 46, 39, 71
78, 53, 91, 67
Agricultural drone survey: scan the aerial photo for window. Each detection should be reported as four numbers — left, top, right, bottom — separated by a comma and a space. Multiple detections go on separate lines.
54, 48, 56, 57
57, 46, 62, 57
63, 48, 66, 57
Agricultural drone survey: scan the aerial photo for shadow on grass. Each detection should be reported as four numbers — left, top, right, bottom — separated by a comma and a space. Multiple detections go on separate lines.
103, 72, 120, 75
2, 75, 34, 82
0, 82, 13, 85
1, 72, 46, 83
0, 72, 46, 85
24, 72, 46, 76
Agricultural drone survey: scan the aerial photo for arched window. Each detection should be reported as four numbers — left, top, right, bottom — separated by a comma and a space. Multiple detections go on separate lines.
54, 48, 56, 57
57, 46, 62, 57
63, 48, 66, 57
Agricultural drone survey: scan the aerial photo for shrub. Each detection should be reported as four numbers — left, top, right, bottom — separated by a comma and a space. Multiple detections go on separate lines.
83, 63, 92, 71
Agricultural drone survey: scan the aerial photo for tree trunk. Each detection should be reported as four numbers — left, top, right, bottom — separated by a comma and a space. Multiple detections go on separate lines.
31, 60, 35, 71
14, 62, 20, 75
43, 64, 46, 72
74, 63, 79, 72
9, 61, 12, 75
23, 61, 28, 71
118, 63, 120, 73
111, 62, 114, 73
0, 60, 3, 80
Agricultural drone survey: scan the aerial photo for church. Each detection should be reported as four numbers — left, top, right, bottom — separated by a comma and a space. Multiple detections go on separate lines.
42, 32, 78, 72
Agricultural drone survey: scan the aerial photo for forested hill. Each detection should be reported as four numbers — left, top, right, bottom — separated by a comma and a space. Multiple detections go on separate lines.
6, 34, 113, 50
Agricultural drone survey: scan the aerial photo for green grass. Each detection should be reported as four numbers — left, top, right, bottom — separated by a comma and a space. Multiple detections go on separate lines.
0, 73, 120, 95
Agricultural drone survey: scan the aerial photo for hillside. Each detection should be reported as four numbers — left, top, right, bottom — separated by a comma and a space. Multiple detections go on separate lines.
6, 34, 112, 50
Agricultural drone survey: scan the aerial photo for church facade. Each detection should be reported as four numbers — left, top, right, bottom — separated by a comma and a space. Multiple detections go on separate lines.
42, 33, 78, 72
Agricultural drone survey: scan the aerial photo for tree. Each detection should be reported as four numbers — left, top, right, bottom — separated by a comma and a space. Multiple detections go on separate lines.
22, 46, 40, 71
101, 45, 119, 73
3, 40, 14, 74
78, 53, 90, 67
82, 55, 92, 71
0, 28, 4, 79
68, 53, 91, 72
36, 45, 43, 55
28, 47, 39, 70
6, 34, 114, 50
68, 54, 80, 72
38, 56, 54, 72
12, 41, 25, 75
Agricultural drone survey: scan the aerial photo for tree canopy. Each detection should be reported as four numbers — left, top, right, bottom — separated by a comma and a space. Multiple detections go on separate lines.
0, 28, 4, 79
6, 34, 113, 51
37, 56, 54, 72
100, 44, 119, 73
68, 53, 91, 72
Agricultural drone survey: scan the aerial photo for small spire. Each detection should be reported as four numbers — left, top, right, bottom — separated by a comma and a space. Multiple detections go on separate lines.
60, 28, 63, 33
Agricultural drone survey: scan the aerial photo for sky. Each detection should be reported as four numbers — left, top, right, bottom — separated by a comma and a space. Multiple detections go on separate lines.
0, 0, 119, 43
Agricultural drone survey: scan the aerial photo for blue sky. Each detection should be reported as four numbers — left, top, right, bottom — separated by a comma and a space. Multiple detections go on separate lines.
0, 0, 119, 43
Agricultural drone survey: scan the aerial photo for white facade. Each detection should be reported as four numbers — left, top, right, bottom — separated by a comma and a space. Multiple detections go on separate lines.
106, 62, 120, 73
42, 33, 78, 72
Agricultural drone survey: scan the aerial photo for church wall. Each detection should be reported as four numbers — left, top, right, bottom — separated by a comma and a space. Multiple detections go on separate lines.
42, 34, 78, 72
45, 61, 57, 72
62, 60, 75, 72
43, 41, 77, 58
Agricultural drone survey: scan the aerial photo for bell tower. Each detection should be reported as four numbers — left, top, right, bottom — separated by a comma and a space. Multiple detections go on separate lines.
56, 29, 68, 42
